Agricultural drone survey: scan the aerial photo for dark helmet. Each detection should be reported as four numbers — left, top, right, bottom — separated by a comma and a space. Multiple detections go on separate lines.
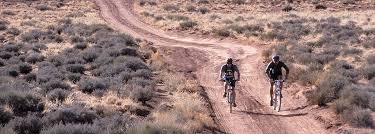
227, 58, 233, 64
272, 55, 280, 62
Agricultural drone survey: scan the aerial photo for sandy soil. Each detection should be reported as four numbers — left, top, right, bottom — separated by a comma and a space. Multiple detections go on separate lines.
93, 0, 329, 133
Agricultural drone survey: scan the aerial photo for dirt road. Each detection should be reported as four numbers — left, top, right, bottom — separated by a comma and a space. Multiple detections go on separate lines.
94, 0, 328, 133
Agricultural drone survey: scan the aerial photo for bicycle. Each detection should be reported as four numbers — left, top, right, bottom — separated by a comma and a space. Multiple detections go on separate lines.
273, 80, 284, 112
222, 78, 237, 113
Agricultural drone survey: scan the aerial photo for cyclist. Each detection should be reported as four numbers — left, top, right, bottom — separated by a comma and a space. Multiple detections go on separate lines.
265, 55, 289, 106
219, 58, 240, 107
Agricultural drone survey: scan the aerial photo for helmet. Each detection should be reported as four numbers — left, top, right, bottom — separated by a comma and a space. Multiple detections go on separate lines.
272, 55, 280, 62
227, 58, 233, 64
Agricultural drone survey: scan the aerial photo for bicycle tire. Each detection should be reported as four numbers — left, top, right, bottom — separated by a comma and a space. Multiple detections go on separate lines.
228, 90, 233, 113
276, 93, 281, 112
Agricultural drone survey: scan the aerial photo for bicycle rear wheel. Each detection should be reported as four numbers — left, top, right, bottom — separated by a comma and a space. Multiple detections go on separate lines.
276, 91, 281, 112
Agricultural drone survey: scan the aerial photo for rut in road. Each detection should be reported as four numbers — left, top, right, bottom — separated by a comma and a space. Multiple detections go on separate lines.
94, 0, 328, 133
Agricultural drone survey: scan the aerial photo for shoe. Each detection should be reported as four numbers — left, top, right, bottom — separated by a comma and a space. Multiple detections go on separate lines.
270, 99, 273, 106
223, 92, 227, 98
233, 103, 237, 107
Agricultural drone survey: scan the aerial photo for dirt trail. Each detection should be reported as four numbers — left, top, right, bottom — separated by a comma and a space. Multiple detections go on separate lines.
94, 0, 328, 133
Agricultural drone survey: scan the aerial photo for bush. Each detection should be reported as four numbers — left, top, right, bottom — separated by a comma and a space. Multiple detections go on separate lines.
197, 0, 209, 4
7, 68, 19, 77
0, 52, 12, 59
44, 80, 71, 93
163, 4, 179, 12
186, 5, 196, 12
18, 63, 32, 74
37, 65, 64, 83
366, 54, 375, 64
120, 48, 138, 56
139, 0, 157, 6
1, 91, 42, 116
131, 85, 153, 104
6, 27, 21, 36
47, 56, 65, 66
82, 49, 100, 62
43, 106, 98, 125
282, 5, 293, 12
70, 35, 85, 43
342, 48, 362, 56
32, 43, 48, 53
179, 21, 197, 30
308, 73, 351, 106
66, 73, 81, 83
198, 7, 210, 14
315, 4, 327, 10
9, 114, 43, 134
36, 4, 51, 11
47, 88, 70, 102
0, 106, 13, 125
21, 29, 46, 43
343, 107, 374, 128
74, 43, 88, 50
0, 23, 7, 31
0, 59, 5, 67
166, 15, 190, 21
78, 78, 108, 93
66, 64, 85, 74
1, 10, 16, 16
213, 28, 231, 37
25, 53, 44, 64
232, 0, 246, 5
363, 39, 375, 48
363, 64, 375, 80
41, 123, 102, 134
24, 73, 37, 82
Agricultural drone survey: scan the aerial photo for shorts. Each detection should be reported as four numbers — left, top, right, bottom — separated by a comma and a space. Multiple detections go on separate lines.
270, 75, 282, 81
223, 76, 236, 87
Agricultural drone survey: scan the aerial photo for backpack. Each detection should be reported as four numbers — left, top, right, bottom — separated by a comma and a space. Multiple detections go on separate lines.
223, 64, 235, 77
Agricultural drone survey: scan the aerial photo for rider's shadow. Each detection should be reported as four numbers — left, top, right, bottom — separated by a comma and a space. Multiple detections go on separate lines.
238, 110, 308, 117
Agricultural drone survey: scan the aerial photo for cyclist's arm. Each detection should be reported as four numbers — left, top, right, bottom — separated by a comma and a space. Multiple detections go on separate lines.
219, 65, 224, 79
282, 62, 290, 80
235, 65, 240, 81
265, 62, 272, 78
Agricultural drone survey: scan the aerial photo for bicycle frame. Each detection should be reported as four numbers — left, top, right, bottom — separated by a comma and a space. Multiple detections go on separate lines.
225, 79, 236, 113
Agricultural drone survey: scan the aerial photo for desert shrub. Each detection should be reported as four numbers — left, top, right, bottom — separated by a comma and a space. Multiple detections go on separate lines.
0, 52, 12, 59
363, 64, 375, 80
0, 106, 13, 125
43, 80, 71, 93
2, 10, 16, 15
343, 107, 374, 128
47, 88, 70, 102
131, 85, 153, 104
74, 42, 88, 50
70, 35, 85, 43
3, 44, 20, 52
105, 49, 121, 57
366, 54, 375, 64
41, 123, 102, 134
0, 23, 7, 31
24, 73, 37, 82
9, 114, 43, 134
37, 65, 64, 83
66, 64, 85, 74
66, 73, 81, 83
0, 59, 5, 67
7, 68, 19, 77
65, 57, 86, 64
166, 15, 189, 21
18, 63, 32, 74
228, 24, 264, 35
363, 39, 375, 48
342, 48, 362, 56
127, 123, 183, 134
163, 4, 179, 12
43, 106, 98, 125
120, 47, 138, 56
25, 53, 44, 64
30, 43, 47, 52
180, 21, 197, 30
94, 33, 136, 47
186, 5, 196, 12
232, 0, 246, 4
139, 0, 157, 6
197, 7, 210, 14
282, 5, 293, 12
213, 28, 230, 37
78, 78, 108, 93
47, 56, 65, 66
308, 73, 351, 106
7, 27, 21, 36
315, 4, 327, 9
197, 0, 209, 4
21, 29, 46, 43
36, 4, 51, 11
1, 91, 42, 116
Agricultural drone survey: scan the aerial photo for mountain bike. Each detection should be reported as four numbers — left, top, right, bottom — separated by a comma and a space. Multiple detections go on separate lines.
273, 80, 283, 112
225, 78, 237, 113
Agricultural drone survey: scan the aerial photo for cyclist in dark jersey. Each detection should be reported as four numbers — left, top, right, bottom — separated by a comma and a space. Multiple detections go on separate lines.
219, 58, 240, 107
265, 55, 289, 106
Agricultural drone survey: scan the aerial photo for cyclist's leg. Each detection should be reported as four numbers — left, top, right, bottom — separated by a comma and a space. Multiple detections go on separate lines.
269, 80, 274, 106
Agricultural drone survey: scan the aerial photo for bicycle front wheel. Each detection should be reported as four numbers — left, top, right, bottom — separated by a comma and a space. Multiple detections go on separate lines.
276, 93, 281, 112
228, 90, 233, 113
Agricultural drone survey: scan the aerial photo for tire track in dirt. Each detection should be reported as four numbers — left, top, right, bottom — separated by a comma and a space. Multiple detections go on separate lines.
94, 0, 328, 133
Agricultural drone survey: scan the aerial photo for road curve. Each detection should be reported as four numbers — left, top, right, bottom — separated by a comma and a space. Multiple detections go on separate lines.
94, 0, 328, 133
